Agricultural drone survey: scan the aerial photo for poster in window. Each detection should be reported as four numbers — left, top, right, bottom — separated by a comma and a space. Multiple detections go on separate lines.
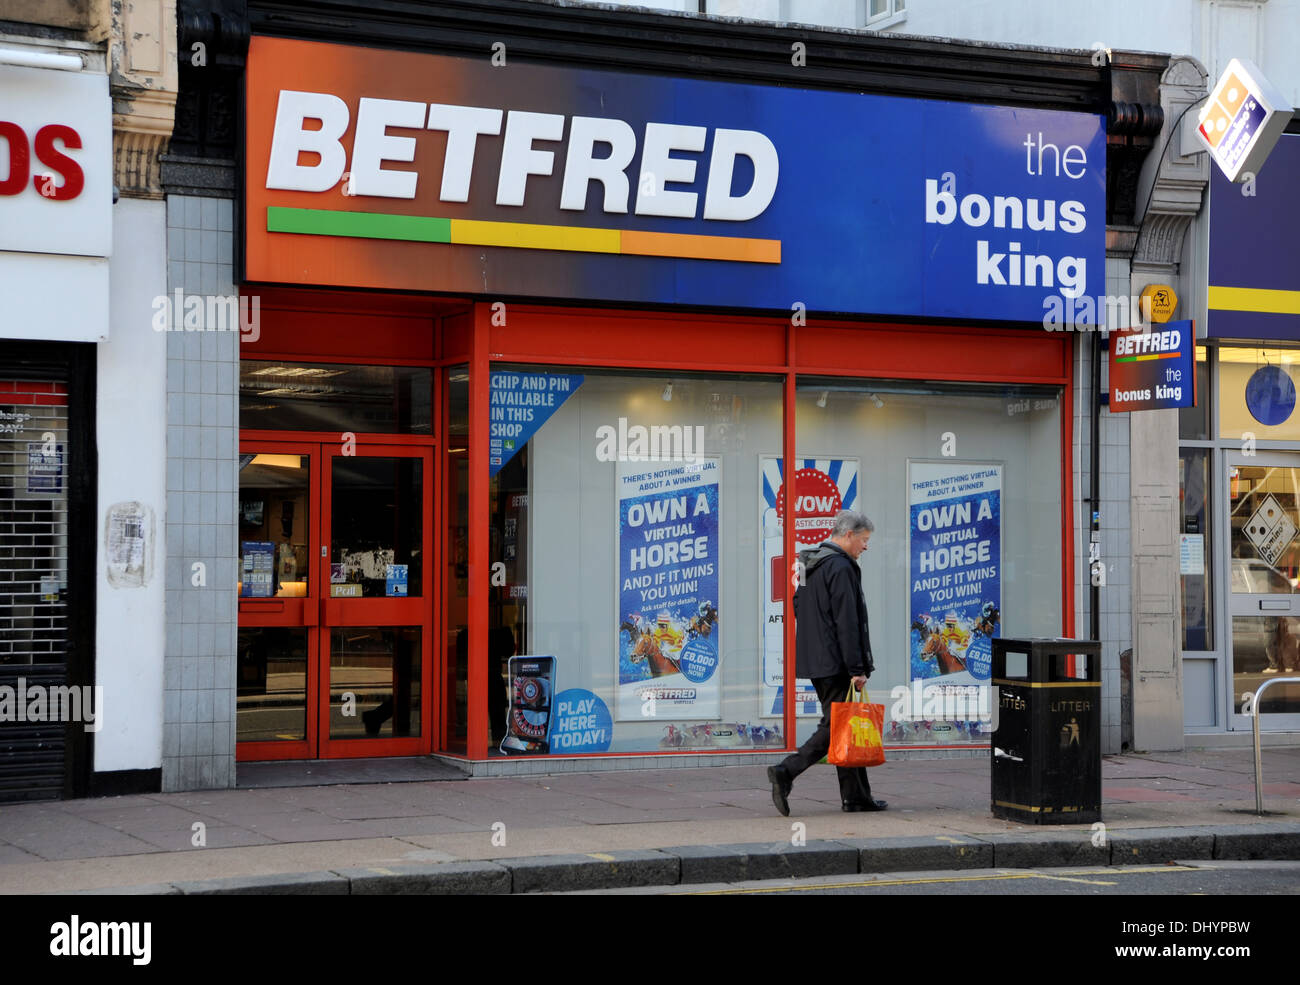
616, 457, 720, 720
27, 442, 63, 494
759, 457, 859, 718
907, 461, 1002, 686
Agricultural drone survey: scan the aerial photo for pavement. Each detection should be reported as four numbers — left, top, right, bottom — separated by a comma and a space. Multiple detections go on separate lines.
3, 746, 1300, 894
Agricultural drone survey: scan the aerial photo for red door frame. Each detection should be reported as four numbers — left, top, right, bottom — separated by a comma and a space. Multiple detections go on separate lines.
236, 438, 320, 762
318, 441, 435, 759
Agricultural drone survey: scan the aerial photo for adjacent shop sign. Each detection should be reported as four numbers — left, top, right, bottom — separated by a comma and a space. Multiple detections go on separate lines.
1196, 58, 1292, 184
1243, 494, 1297, 567
759, 456, 858, 717
616, 457, 720, 720
245, 36, 1105, 323
489, 371, 583, 476
1208, 133, 1300, 342
1, 63, 112, 342
0, 64, 111, 256
1108, 320, 1196, 413
907, 461, 1002, 686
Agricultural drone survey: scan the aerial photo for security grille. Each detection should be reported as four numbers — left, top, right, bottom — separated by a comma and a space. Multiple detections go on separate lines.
0, 378, 70, 801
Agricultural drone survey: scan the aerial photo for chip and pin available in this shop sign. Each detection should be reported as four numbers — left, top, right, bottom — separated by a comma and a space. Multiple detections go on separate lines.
1195, 58, 1293, 183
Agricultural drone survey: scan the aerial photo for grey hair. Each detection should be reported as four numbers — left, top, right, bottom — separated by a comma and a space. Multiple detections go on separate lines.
831, 509, 874, 537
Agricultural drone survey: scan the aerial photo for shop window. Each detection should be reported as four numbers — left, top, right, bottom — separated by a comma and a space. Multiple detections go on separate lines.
1179, 449, 1212, 651
487, 368, 783, 755
1218, 347, 1300, 442
796, 380, 1063, 747
0, 378, 70, 663
240, 361, 432, 434
444, 367, 469, 754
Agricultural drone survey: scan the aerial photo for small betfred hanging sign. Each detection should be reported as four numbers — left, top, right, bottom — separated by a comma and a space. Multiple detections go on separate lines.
1196, 58, 1293, 183
1108, 320, 1197, 413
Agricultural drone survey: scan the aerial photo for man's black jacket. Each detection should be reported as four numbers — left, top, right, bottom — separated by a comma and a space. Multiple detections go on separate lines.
793, 541, 874, 680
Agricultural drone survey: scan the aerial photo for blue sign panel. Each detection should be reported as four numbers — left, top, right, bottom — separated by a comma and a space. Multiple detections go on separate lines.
1209, 132, 1300, 341
1108, 321, 1197, 413
248, 39, 1106, 323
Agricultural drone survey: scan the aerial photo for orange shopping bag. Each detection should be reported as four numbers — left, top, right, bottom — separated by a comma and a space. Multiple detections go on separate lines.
828, 685, 886, 768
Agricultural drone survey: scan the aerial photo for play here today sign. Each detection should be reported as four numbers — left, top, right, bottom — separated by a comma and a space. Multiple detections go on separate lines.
244, 36, 1104, 321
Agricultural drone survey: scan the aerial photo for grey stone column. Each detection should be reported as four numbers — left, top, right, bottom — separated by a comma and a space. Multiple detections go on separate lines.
1128, 56, 1210, 751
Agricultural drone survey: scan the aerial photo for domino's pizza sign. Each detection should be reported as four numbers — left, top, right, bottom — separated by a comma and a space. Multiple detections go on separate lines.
1196, 59, 1293, 183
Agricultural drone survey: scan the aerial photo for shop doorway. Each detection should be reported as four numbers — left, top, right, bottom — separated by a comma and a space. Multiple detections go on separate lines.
236, 439, 434, 760
1225, 452, 1300, 730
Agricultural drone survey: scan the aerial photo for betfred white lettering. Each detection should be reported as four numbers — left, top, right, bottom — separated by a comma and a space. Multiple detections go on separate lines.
1114, 388, 1151, 403
924, 133, 1092, 299
265, 90, 779, 220
1114, 329, 1182, 356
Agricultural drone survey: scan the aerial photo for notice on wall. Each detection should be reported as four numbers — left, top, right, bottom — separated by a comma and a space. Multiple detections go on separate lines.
759, 457, 859, 718
489, 372, 583, 476
106, 502, 152, 589
27, 442, 63, 494
385, 564, 408, 597
616, 458, 720, 720
241, 541, 275, 598
1179, 534, 1205, 575
908, 462, 1002, 686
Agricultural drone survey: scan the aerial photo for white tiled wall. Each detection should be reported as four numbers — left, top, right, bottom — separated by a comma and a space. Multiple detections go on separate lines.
162, 194, 239, 791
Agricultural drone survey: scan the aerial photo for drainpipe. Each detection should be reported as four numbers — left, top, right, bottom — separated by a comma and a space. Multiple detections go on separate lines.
1090, 330, 1102, 643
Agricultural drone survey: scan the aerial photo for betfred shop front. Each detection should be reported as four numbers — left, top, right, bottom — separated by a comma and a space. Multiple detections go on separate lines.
238, 33, 1102, 768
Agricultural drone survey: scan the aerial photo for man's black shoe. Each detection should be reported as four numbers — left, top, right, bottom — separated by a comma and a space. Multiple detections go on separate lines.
767, 766, 791, 817
842, 799, 888, 812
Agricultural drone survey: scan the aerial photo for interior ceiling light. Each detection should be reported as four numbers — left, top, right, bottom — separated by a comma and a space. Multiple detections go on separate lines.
249, 454, 304, 469
816, 391, 828, 408
662, 383, 673, 401
246, 366, 347, 378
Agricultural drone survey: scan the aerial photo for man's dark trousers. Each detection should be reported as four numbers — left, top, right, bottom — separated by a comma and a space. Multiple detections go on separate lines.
777, 672, 873, 805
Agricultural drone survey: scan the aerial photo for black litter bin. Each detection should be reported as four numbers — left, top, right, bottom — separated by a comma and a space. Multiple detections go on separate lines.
991, 637, 1102, 824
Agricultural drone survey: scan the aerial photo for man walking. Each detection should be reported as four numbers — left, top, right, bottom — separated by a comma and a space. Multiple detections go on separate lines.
767, 509, 887, 815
